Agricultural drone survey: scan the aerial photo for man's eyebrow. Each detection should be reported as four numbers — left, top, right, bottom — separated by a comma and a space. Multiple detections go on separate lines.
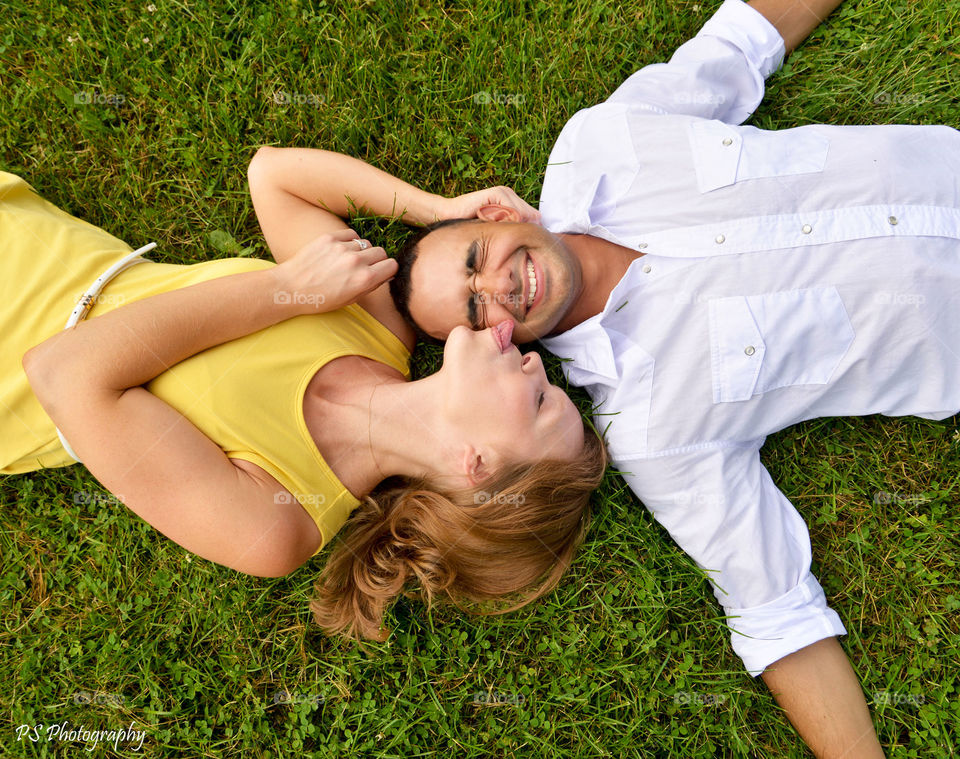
466, 238, 480, 329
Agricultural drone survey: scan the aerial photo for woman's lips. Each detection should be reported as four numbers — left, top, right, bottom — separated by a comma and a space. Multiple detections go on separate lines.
492, 319, 515, 352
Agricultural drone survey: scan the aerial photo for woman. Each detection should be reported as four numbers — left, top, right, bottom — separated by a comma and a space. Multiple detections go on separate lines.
2, 160, 606, 642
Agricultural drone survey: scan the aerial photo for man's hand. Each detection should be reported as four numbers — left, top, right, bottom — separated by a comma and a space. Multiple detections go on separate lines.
440, 185, 541, 225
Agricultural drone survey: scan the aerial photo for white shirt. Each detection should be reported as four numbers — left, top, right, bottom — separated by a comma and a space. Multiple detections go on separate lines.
538, 0, 960, 675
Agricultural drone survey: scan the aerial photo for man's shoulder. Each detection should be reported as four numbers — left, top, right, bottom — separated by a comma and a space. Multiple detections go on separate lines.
539, 103, 641, 236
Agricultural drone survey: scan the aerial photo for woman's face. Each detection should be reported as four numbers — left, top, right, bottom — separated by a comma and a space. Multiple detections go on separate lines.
438, 320, 586, 476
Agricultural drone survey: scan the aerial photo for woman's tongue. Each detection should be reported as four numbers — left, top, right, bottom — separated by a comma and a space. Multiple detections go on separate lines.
493, 319, 515, 352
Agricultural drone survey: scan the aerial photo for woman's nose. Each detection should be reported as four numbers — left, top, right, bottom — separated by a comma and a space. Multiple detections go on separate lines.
521, 351, 542, 372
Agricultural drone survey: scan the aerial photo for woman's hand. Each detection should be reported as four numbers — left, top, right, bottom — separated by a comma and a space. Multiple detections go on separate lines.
438, 186, 542, 225
272, 229, 398, 315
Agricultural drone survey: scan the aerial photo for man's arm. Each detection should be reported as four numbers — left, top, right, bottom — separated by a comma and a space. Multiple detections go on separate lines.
747, 0, 845, 56
762, 637, 884, 758
604, 0, 785, 124
616, 445, 881, 758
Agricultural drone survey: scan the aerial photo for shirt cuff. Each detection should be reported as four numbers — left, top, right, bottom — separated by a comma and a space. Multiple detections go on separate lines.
724, 573, 847, 676
698, 0, 786, 80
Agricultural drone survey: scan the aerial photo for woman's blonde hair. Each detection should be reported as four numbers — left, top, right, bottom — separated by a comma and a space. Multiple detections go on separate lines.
310, 425, 607, 641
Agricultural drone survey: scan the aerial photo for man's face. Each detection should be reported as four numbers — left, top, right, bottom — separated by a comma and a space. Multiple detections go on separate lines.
408, 218, 581, 343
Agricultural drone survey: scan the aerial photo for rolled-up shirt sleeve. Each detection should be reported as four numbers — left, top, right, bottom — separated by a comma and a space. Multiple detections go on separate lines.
617, 439, 846, 676
605, 0, 786, 124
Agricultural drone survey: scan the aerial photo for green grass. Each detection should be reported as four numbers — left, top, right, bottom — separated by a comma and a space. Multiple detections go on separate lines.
2, 0, 959, 756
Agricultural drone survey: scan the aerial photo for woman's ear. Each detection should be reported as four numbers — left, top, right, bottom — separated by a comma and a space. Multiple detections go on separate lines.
460, 444, 491, 488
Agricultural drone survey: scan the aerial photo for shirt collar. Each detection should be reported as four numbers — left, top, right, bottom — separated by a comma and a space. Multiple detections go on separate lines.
538, 233, 652, 389
540, 314, 619, 386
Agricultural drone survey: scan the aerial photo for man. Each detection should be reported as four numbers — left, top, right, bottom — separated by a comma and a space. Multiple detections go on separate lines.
253, 1, 957, 755
389, 2, 960, 756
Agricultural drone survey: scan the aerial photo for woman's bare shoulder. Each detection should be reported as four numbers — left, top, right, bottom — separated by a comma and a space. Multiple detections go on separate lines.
230, 458, 324, 561
355, 282, 416, 353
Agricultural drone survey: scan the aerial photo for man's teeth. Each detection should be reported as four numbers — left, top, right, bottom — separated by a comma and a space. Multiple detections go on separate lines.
526, 259, 537, 306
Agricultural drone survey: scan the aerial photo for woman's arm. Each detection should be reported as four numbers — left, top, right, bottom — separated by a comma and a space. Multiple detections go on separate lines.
22, 231, 393, 575
247, 146, 542, 264
25, 230, 391, 395
246, 146, 541, 350
247, 146, 444, 265
248, 147, 421, 350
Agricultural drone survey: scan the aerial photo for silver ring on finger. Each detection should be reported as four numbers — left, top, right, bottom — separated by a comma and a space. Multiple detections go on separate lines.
355, 239, 369, 250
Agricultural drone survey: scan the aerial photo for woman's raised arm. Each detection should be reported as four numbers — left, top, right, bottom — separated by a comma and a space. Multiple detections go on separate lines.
246, 147, 541, 265
247, 146, 445, 265
245, 146, 539, 350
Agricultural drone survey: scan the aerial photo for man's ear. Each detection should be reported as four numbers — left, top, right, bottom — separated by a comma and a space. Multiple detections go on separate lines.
476, 205, 521, 223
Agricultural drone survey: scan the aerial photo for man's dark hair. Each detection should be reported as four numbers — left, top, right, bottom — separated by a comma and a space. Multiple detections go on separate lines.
390, 217, 478, 344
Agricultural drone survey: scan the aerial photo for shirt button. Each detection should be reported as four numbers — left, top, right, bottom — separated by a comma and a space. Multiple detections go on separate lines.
642, 264, 652, 274
888, 215, 899, 225
744, 345, 756, 356
801, 224, 813, 234
722, 138, 733, 146
715, 234, 725, 244
637, 242, 648, 249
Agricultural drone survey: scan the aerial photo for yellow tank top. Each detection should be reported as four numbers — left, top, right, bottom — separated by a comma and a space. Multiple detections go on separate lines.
0, 170, 411, 557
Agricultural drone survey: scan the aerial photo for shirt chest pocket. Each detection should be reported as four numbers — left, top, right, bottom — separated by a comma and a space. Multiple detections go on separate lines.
707, 287, 855, 404
687, 120, 830, 194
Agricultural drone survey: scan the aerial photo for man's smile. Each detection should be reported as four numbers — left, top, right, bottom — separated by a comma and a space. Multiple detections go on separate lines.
523, 252, 544, 316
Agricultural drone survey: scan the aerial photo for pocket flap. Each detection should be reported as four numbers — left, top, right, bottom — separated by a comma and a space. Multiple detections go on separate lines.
687, 120, 743, 193
708, 296, 766, 403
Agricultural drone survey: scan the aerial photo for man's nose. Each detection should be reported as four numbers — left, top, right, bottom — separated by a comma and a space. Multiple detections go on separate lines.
476, 267, 515, 304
